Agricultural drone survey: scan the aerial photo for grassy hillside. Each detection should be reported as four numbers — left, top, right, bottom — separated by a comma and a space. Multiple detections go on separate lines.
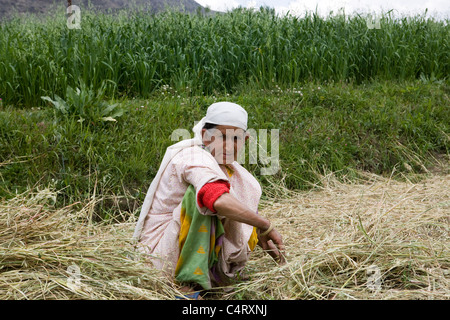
1, 80, 448, 219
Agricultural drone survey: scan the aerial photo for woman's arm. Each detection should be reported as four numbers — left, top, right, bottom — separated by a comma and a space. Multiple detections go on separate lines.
213, 193, 270, 230
213, 192, 285, 264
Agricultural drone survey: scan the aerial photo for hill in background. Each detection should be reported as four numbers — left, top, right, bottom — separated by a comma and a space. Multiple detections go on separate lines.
0, 0, 210, 18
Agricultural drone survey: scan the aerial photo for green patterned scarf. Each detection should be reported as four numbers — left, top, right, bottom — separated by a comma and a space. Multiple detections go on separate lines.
174, 185, 225, 290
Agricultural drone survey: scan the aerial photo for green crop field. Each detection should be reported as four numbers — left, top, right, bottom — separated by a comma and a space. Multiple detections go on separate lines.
0, 6, 448, 107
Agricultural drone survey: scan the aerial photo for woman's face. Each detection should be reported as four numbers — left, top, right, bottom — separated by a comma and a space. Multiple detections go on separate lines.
201, 125, 248, 164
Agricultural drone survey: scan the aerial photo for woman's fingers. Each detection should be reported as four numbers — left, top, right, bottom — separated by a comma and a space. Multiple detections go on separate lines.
258, 228, 286, 265
268, 229, 286, 264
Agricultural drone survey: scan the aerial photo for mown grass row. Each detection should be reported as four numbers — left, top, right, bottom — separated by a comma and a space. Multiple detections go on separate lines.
1, 79, 448, 219
0, 5, 448, 107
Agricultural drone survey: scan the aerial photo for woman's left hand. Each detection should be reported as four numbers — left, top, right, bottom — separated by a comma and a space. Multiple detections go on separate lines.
258, 228, 286, 265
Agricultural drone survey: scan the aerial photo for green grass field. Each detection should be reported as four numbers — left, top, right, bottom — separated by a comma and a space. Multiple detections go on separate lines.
1, 79, 448, 219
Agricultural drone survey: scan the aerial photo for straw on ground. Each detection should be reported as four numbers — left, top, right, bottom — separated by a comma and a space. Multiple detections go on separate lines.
0, 171, 448, 299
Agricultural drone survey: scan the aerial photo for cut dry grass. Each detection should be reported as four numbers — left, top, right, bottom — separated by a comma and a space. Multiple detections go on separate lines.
228, 171, 449, 300
0, 188, 180, 300
0, 171, 448, 300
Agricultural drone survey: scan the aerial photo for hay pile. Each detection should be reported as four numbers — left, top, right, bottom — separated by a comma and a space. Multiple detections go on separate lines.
0, 172, 448, 300
0, 189, 178, 299
233, 172, 449, 300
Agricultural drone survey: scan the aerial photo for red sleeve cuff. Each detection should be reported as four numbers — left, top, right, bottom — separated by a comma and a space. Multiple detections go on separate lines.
197, 180, 230, 213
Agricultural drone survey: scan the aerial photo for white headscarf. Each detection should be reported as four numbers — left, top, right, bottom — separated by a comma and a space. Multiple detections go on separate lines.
133, 102, 248, 241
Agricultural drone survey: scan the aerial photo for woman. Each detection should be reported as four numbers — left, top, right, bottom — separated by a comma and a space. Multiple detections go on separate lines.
133, 102, 285, 297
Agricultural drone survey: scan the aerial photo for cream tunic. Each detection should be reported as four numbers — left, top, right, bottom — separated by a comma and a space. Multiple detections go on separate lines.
137, 145, 262, 280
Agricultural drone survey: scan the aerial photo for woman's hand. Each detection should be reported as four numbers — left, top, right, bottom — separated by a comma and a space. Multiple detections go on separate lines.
213, 193, 286, 264
258, 227, 286, 265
